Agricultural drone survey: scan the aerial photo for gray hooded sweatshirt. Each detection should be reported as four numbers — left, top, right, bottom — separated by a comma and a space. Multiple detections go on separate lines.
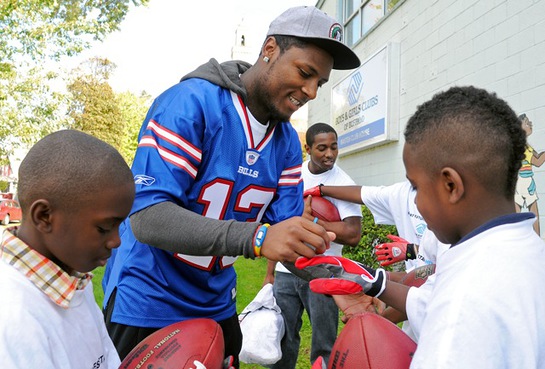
130, 58, 262, 259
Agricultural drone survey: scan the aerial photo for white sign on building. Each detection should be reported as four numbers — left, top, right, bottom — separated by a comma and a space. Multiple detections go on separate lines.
331, 43, 400, 156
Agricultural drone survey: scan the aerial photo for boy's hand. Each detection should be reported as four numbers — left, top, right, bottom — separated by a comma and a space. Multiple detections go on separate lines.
295, 256, 387, 297
333, 294, 383, 323
375, 235, 416, 266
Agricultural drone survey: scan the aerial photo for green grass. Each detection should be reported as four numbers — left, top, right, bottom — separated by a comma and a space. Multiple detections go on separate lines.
93, 266, 106, 306
92, 257, 314, 369
233, 258, 313, 369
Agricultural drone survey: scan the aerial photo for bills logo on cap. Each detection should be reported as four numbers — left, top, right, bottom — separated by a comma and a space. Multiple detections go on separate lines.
329, 24, 343, 42
246, 150, 260, 165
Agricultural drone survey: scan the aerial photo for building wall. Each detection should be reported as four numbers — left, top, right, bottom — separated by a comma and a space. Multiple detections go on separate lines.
310, 0, 545, 234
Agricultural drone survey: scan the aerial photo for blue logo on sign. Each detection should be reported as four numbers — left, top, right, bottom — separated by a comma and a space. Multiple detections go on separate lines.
348, 72, 364, 106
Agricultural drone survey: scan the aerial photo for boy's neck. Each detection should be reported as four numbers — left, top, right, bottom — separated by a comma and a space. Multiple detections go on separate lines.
456, 198, 516, 243
14, 224, 75, 276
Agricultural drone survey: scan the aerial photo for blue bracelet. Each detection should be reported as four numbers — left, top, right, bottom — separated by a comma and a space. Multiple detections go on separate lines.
253, 223, 270, 257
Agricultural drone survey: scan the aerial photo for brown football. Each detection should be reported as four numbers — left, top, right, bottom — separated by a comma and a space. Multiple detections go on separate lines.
308, 196, 341, 222
119, 318, 225, 369
328, 312, 416, 369
401, 264, 436, 287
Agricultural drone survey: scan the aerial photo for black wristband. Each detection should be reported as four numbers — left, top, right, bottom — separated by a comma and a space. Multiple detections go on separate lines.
318, 183, 324, 196
359, 268, 387, 297
406, 244, 417, 260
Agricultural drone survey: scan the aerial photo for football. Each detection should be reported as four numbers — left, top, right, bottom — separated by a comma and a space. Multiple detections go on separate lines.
401, 264, 436, 288
327, 312, 416, 369
119, 318, 225, 369
308, 196, 341, 222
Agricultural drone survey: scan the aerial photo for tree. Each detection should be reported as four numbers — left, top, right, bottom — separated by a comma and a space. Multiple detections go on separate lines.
0, 0, 149, 159
0, 62, 68, 163
117, 90, 151, 165
67, 57, 123, 149
0, 0, 149, 63
67, 57, 151, 164
343, 205, 399, 271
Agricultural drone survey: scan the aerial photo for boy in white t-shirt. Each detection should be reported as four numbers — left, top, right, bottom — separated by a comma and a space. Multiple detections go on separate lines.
0, 130, 135, 369
298, 86, 545, 368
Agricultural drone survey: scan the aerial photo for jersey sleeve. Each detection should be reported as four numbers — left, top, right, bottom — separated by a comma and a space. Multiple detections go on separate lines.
405, 273, 435, 342
130, 82, 213, 215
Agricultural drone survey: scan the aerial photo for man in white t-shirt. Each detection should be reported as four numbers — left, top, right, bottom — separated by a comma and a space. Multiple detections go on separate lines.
264, 123, 362, 369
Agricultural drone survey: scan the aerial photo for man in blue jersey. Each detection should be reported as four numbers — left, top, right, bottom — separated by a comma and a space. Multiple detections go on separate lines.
102, 5, 360, 368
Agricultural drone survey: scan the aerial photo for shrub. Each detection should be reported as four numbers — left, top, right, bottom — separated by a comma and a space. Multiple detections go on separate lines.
342, 205, 401, 272
0, 180, 8, 193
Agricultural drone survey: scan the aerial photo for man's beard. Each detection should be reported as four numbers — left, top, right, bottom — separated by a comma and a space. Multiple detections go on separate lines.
253, 66, 293, 123
265, 96, 291, 123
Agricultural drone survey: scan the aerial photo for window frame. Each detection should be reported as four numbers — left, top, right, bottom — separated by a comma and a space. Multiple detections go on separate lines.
339, 0, 403, 47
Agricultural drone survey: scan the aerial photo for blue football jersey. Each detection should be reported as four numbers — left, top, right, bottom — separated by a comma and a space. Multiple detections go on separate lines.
103, 78, 304, 327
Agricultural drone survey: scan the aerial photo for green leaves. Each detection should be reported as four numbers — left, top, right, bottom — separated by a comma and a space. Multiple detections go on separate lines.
67, 57, 151, 165
0, 0, 149, 162
0, 64, 67, 159
342, 205, 399, 271
0, 0, 149, 62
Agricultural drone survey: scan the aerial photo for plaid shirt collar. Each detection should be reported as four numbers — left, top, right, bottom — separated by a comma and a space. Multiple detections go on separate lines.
1, 227, 93, 309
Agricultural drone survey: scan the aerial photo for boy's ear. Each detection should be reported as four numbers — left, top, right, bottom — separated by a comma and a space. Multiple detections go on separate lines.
28, 199, 54, 233
304, 143, 311, 155
441, 167, 464, 204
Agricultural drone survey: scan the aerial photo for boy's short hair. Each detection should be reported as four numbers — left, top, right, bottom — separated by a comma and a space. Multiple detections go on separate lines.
17, 129, 133, 213
306, 122, 337, 147
404, 86, 526, 198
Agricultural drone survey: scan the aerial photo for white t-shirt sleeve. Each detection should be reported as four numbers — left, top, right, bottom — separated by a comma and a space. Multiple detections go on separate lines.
415, 229, 450, 267
359, 181, 412, 224
405, 274, 436, 342
360, 181, 426, 249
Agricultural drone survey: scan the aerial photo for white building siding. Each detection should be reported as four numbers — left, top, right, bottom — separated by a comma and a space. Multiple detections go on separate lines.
310, 0, 545, 234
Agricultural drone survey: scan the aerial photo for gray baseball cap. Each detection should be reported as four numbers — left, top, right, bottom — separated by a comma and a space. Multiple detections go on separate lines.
266, 6, 361, 70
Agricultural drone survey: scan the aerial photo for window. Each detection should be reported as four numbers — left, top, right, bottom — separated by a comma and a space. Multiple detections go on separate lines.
342, 0, 401, 46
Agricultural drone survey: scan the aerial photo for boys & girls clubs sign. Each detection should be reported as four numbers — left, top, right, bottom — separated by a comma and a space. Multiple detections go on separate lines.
331, 43, 400, 156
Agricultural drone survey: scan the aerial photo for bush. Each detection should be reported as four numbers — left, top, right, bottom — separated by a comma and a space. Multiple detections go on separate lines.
342, 205, 400, 272
0, 180, 8, 193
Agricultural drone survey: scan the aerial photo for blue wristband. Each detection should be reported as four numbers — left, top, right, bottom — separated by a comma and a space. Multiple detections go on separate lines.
253, 223, 270, 257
